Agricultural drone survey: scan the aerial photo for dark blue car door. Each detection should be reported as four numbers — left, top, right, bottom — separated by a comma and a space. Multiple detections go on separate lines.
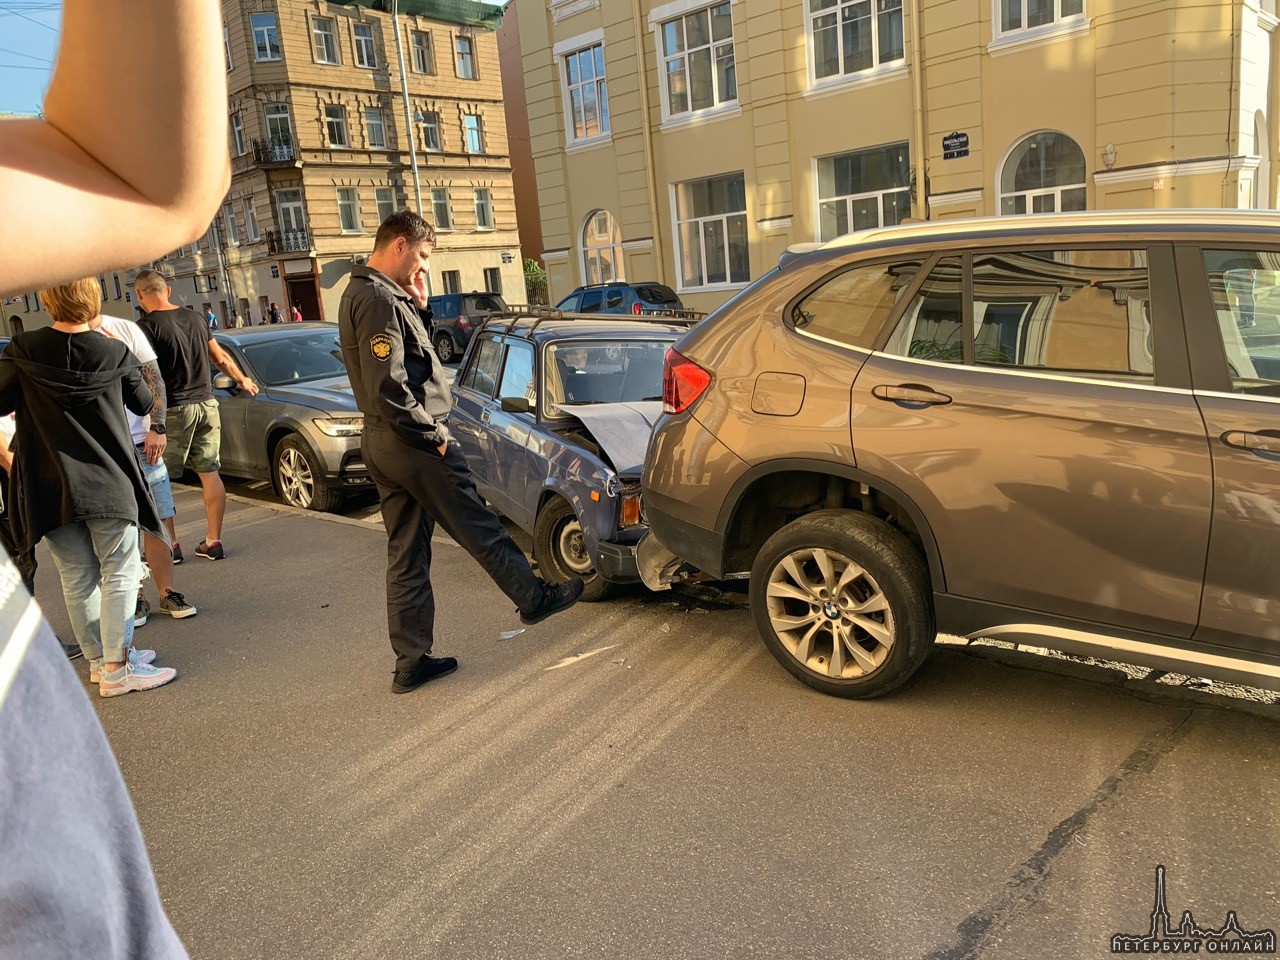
484, 338, 539, 528
450, 333, 503, 492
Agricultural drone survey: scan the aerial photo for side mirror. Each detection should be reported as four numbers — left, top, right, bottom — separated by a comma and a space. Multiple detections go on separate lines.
213, 373, 236, 391
500, 396, 531, 414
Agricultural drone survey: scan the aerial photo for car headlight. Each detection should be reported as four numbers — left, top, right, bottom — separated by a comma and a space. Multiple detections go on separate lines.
620, 493, 642, 528
314, 416, 364, 437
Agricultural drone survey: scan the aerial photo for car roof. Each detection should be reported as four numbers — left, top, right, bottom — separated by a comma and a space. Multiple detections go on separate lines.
477, 316, 689, 343
214, 322, 337, 343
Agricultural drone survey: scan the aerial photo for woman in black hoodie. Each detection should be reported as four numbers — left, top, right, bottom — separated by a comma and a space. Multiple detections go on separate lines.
0, 278, 176, 697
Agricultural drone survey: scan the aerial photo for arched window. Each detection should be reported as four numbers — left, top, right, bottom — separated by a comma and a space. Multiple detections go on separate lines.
581, 209, 624, 285
999, 132, 1086, 216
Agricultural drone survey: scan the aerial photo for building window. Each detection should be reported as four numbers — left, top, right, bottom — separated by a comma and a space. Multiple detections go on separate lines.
421, 111, 442, 151
660, 3, 736, 118
313, 17, 340, 64
365, 107, 388, 149
455, 35, 476, 78
582, 210, 624, 285
674, 171, 749, 289
276, 189, 307, 232
484, 266, 502, 294
999, 131, 1086, 215
463, 114, 484, 153
443, 270, 462, 294
230, 112, 246, 157
353, 22, 378, 68
998, 0, 1084, 35
222, 203, 239, 246
809, 0, 904, 83
376, 186, 396, 223
411, 31, 434, 73
337, 187, 363, 233
816, 142, 910, 241
325, 104, 350, 149
113, 274, 122, 299
474, 188, 494, 229
431, 186, 452, 229
224, 26, 233, 71
99, 276, 108, 297
264, 103, 292, 143
244, 199, 260, 241
251, 13, 281, 62
563, 43, 610, 141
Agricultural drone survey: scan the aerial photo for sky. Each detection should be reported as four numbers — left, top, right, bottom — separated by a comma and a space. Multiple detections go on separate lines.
0, 2, 61, 115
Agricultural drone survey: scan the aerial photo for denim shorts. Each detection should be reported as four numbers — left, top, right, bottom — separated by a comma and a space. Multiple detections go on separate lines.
136, 445, 176, 521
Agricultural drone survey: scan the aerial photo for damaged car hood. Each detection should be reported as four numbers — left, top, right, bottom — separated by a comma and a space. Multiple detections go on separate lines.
566, 401, 664, 478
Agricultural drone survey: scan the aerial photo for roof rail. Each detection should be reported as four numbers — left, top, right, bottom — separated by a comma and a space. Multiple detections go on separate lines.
478, 306, 706, 339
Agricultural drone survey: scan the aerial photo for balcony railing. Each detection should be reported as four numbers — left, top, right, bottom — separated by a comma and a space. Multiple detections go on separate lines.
267, 228, 311, 255
252, 136, 296, 165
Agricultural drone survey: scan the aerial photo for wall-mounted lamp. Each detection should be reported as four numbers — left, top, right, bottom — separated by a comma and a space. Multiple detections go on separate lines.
1102, 143, 1117, 169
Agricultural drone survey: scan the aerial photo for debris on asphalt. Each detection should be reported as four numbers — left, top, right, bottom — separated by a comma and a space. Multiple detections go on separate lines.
612, 658, 626, 666
320, 603, 329, 609
659, 623, 671, 634
498, 629, 526, 642
679, 584, 723, 602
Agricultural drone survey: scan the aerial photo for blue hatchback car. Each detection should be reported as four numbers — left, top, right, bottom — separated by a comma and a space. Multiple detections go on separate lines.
449, 313, 691, 600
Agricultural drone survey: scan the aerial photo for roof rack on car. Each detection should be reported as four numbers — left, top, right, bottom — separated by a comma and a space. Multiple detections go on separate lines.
479, 305, 706, 338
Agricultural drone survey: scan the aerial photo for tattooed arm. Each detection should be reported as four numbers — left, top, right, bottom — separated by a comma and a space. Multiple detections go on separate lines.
141, 359, 167, 466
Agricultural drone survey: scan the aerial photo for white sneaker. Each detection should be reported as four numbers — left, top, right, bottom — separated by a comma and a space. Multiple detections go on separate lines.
98, 660, 176, 698
89, 648, 157, 684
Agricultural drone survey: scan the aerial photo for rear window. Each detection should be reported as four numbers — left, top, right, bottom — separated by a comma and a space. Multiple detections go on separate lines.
635, 284, 680, 306
464, 294, 507, 314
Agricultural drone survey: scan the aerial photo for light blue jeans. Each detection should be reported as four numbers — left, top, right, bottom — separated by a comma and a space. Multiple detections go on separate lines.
44, 518, 141, 664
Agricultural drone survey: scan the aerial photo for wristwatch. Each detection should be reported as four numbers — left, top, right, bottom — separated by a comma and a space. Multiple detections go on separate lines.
149, 424, 167, 436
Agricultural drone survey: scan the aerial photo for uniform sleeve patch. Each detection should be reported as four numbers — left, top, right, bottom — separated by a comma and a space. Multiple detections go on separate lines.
369, 333, 394, 362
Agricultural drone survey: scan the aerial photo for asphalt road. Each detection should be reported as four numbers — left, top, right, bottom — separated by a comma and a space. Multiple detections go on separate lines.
35, 488, 1280, 960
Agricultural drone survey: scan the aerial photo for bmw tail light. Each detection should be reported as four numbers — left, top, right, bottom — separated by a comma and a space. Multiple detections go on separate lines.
663, 348, 712, 415
632, 302, 643, 315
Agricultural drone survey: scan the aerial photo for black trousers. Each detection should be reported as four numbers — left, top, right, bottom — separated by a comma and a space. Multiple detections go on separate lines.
363, 429, 543, 672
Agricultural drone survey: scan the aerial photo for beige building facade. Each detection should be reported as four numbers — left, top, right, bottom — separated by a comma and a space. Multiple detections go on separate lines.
520, 0, 1280, 311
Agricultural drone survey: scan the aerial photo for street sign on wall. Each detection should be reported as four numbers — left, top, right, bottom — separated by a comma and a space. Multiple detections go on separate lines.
943, 131, 970, 160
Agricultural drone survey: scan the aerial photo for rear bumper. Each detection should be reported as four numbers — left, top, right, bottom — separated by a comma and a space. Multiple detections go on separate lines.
643, 502, 724, 578
595, 538, 640, 582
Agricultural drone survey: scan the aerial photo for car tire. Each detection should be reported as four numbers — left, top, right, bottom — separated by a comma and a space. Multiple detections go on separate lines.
273, 434, 343, 513
533, 497, 615, 602
434, 331, 456, 364
750, 509, 935, 699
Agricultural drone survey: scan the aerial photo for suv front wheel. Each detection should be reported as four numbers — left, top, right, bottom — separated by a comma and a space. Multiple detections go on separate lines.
750, 510, 935, 699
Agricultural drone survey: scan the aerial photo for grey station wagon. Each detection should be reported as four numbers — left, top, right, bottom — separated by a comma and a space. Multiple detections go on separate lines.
641, 210, 1280, 699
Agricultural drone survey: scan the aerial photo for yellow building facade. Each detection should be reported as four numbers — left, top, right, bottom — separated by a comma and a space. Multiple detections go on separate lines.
519, 0, 1279, 310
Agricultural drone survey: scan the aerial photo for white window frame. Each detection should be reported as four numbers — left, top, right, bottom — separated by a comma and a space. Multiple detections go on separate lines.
670, 171, 750, 293
313, 16, 340, 64
421, 111, 443, 151
455, 34, 477, 79
463, 114, 484, 154
251, 13, 281, 62
805, 0, 905, 92
244, 199, 260, 241
474, 188, 494, 230
353, 22, 378, 69
325, 104, 350, 149
581, 209, 625, 285
264, 103, 292, 144
483, 266, 502, 295
275, 189, 307, 233
337, 187, 363, 234
224, 26, 233, 71
223, 203, 239, 246
811, 142, 912, 242
230, 112, 246, 157
442, 270, 462, 294
411, 30, 434, 73
989, 0, 1089, 53
365, 107, 388, 150
431, 186, 452, 229
996, 130, 1088, 217
375, 186, 396, 223
653, 1, 738, 126
554, 31, 611, 146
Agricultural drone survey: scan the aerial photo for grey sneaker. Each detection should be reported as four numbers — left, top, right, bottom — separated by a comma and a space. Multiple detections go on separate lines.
89, 648, 157, 684
99, 659, 177, 698
157, 590, 197, 619
134, 596, 151, 628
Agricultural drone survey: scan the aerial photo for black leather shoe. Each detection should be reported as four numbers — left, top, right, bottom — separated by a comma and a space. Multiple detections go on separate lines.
61, 639, 83, 662
391, 656, 458, 694
520, 578, 585, 626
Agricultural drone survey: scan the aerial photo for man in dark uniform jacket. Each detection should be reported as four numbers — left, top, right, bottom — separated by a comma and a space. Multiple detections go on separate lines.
339, 212, 583, 694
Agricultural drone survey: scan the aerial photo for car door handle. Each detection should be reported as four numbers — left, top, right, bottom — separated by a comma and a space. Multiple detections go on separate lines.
871, 384, 953, 406
481, 410, 491, 424
1222, 430, 1280, 458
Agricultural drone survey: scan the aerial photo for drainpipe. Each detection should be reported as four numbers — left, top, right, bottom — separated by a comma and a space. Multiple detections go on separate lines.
631, 0, 666, 279
907, 0, 928, 218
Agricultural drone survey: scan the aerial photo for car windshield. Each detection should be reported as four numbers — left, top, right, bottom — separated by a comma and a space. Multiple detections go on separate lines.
239, 331, 346, 386
544, 339, 675, 417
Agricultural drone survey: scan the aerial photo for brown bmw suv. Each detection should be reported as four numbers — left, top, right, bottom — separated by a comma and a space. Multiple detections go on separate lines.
640, 210, 1280, 699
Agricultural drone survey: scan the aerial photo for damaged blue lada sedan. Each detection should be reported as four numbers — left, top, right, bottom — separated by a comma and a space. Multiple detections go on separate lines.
448, 312, 691, 600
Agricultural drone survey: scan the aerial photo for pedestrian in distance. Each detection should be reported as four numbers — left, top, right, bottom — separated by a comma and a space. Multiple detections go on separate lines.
205, 307, 218, 331
339, 211, 584, 694
134, 269, 259, 562
291, 303, 303, 323
0, 278, 177, 697
268, 301, 283, 324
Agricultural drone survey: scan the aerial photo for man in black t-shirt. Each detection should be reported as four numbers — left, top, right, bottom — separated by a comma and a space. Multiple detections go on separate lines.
134, 270, 258, 562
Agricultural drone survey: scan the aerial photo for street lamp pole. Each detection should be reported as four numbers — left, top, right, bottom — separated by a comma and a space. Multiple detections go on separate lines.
390, 0, 433, 299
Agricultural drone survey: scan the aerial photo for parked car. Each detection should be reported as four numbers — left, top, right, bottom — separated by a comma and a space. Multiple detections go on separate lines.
555, 282, 685, 316
450, 313, 688, 600
427, 291, 508, 364
208, 323, 370, 512
640, 209, 1280, 699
